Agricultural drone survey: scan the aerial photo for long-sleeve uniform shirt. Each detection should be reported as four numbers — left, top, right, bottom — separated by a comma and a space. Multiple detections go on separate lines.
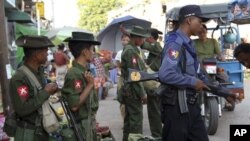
141, 41, 162, 71
62, 61, 99, 120
10, 64, 49, 125
121, 42, 147, 98
159, 29, 199, 89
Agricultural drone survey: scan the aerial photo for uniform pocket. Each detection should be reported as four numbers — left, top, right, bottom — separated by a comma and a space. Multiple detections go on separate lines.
15, 127, 35, 141
186, 59, 196, 74
161, 92, 177, 105
23, 128, 35, 141
15, 127, 24, 141
158, 84, 177, 105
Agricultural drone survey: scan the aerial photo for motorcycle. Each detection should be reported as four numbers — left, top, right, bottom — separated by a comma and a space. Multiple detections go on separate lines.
199, 57, 236, 135
199, 58, 221, 135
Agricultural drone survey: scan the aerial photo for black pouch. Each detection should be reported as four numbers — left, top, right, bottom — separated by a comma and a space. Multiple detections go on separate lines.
156, 84, 177, 105
3, 113, 18, 137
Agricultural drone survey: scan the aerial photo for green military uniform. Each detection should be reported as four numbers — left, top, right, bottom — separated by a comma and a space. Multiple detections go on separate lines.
121, 26, 150, 141
141, 30, 163, 138
10, 65, 50, 141
9, 35, 55, 141
61, 61, 99, 141
121, 43, 146, 141
141, 41, 162, 72
61, 31, 100, 141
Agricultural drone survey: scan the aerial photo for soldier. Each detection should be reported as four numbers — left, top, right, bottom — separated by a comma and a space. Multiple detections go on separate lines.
159, 5, 211, 141
9, 35, 58, 141
121, 25, 149, 141
141, 28, 163, 138
141, 28, 163, 72
61, 32, 100, 141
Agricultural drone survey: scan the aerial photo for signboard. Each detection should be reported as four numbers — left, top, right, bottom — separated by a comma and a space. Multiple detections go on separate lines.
36, 2, 44, 18
228, 0, 250, 24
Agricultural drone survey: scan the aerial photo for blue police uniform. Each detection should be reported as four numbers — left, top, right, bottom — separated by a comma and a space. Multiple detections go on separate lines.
159, 29, 209, 141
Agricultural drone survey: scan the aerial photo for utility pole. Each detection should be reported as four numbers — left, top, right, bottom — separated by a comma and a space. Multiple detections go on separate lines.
0, 0, 12, 116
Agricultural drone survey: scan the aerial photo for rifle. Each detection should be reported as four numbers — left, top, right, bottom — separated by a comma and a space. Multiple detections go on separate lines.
59, 96, 85, 141
126, 68, 236, 98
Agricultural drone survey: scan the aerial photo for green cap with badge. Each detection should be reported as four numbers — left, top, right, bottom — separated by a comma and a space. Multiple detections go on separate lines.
16, 35, 55, 48
126, 25, 150, 38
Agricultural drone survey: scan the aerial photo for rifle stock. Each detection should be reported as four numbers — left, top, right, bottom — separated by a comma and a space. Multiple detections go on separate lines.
60, 97, 85, 141
127, 68, 159, 83
127, 69, 234, 98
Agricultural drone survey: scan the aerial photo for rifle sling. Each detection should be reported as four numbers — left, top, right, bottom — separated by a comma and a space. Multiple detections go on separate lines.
18, 66, 43, 127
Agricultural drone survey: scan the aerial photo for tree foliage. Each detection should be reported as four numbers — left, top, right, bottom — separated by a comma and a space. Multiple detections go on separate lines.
78, 0, 124, 34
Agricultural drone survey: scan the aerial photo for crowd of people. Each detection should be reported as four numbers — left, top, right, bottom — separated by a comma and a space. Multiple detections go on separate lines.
6, 4, 244, 141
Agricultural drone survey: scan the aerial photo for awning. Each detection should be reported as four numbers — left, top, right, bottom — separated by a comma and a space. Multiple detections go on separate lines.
4, 0, 16, 9
6, 10, 33, 23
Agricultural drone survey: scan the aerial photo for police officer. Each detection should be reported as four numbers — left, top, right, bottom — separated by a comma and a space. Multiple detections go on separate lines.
10, 35, 58, 141
141, 28, 163, 138
159, 5, 210, 141
121, 25, 149, 141
61, 32, 100, 141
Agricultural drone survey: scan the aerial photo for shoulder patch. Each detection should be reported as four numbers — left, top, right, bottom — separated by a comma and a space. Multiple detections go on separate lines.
132, 56, 137, 65
166, 46, 180, 64
74, 80, 82, 90
17, 85, 29, 101
168, 48, 179, 59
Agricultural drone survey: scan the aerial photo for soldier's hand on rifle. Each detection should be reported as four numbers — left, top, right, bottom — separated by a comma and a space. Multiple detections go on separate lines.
195, 79, 210, 91
44, 82, 58, 95
141, 95, 147, 104
84, 71, 94, 87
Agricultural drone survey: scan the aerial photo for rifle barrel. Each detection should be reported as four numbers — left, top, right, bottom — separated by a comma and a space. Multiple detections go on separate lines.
60, 97, 85, 141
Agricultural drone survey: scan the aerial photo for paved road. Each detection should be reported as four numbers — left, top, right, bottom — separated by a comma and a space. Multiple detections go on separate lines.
97, 80, 250, 141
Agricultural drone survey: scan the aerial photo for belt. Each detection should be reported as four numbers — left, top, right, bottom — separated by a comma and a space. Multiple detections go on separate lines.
17, 121, 37, 130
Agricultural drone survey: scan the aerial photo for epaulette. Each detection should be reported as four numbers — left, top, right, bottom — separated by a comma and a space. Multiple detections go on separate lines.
166, 32, 183, 46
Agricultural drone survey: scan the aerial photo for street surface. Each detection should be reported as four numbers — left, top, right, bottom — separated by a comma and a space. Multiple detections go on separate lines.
97, 80, 250, 141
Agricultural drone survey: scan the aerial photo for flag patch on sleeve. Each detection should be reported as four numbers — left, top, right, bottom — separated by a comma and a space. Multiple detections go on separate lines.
17, 85, 29, 101
74, 80, 82, 90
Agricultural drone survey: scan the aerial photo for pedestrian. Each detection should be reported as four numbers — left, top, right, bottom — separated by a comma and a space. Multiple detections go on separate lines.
61, 32, 100, 141
232, 43, 249, 101
10, 35, 58, 141
92, 48, 109, 100
141, 28, 163, 138
115, 33, 130, 121
159, 5, 211, 141
234, 43, 250, 68
121, 25, 149, 141
54, 43, 70, 88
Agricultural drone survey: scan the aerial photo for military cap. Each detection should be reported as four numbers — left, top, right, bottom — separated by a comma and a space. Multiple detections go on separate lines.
64, 32, 101, 45
16, 35, 54, 48
179, 5, 210, 22
126, 25, 150, 38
